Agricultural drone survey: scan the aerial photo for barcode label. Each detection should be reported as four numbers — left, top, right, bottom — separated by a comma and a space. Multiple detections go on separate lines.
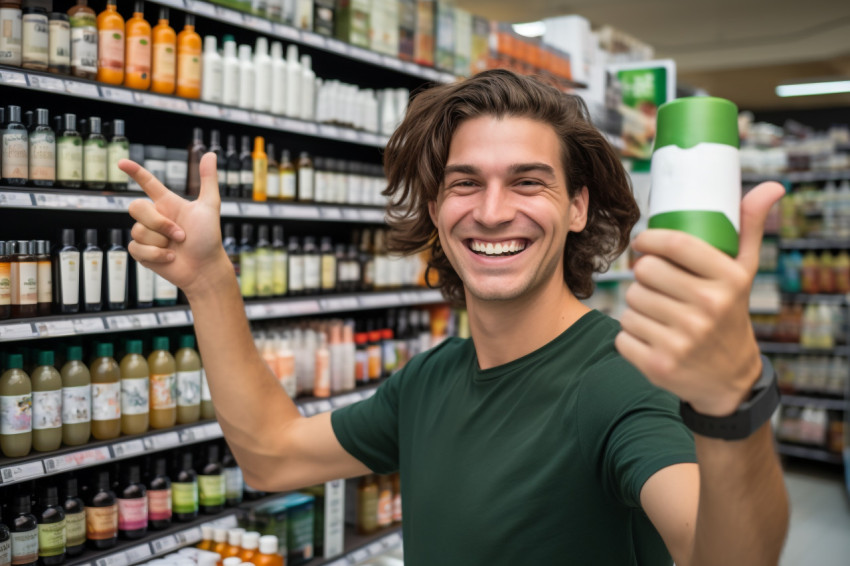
0, 323, 37, 340
190, 101, 221, 118
179, 426, 207, 443
240, 203, 271, 217
320, 297, 359, 312
203, 422, 223, 438
125, 544, 152, 563
0, 461, 45, 483
144, 432, 180, 450
150, 536, 179, 555
95, 553, 128, 566
43, 447, 111, 473
220, 201, 240, 216
157, 310, 189, 326
0, 70, 27, 85
100, 87, 135, 104
286, 300, 321, 315
65, 80, 100, 97
0, 191, 34, 206
112, 439, 145, 458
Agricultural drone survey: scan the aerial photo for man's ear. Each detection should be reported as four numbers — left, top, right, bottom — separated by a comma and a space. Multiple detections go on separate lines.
428, 200, 438, 226
569, 186, 589, 232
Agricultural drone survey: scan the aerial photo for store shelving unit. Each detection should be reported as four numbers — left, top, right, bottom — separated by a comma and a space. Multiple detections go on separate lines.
742, 170, 850, 184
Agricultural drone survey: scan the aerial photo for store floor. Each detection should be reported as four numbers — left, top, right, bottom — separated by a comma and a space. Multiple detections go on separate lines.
780, 458, 850, 566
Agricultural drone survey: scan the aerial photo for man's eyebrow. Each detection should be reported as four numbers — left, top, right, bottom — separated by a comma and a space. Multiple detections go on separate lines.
443, 164, 481, 176
507, 163, 557, 177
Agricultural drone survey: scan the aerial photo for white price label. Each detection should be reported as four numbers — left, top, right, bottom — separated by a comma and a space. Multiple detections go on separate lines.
34, 193, 71, 208
125, 545, 152, 563
111, 439, 146, 458
0, 323, 36, 340
0, 70, 27, 85
150, 536, 179, 555
330, 393, 360, 408
144, 431, 180, 450
303, 123, 320, 135
359, 209, 386, 223
75, 195, 113, 210
186, 310, 194, 322
244, 14, 273, 33
245, 303, 270, 319
359, 293, 402, 308
439, 72, 456, 84
341, 209, 361, 221
276, 117, 302, 133
128, 313, 158, 328
29, 74, 65, 91
227, 108, 251, 123
340, 128, 359, 142
381, 55, 404, 71
73, 317, 105, 334
212, 515, 238, 529
274, 24, 302, 41
325, 559, 347, 566
240, 203, 272, 217
95, 553, 128, 566
109, 196, 138, 210
351, 549, 370, 562
277, 204, 320, 219
320, 297, 359, 312
100, 87, 136, 104
350, 46, 381, 66
368, 542, 385, 555
65, 80, 101, 97
319, 124, 341, 138
0, 461, 45, 484
190, 101, 221, 117
220, 201, 240, 216
0, 191, 34, 206
301, 32, 327, 48
300, 403, 316, 417
186, 0, 217, 17
203, 422, 223, 438
157, 310, 190, 326
43, 447, 111, 473
37, 320, 75, 337
264, 303, 292, 317
326, 39, 350, 56
176, 526, 204, 545
105, 315, 132, 330
314, 400, 332, 413
384, 532, 402, 547
253, 112, 275, 127
403, 62, 422, 76
287, 300, 321, 315
179, 426, 207, 443
320, 207, 343, 220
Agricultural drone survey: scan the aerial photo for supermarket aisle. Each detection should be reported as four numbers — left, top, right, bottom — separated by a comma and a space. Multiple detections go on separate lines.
780, 459, 850, 566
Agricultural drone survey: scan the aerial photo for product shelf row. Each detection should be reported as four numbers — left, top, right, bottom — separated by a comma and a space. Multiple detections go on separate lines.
0, 383, 380, 487
780, 394, 849, 411
742, 170, 850, 184
0, 66, 389, 148
776, 442, 844, 465
0, 187, 387, 223
757, 341, 850, 356
0, 289, 446, 343
777, 239, 850, 250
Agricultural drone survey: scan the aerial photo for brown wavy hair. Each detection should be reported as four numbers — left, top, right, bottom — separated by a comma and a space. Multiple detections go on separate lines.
383, 69, 640, 306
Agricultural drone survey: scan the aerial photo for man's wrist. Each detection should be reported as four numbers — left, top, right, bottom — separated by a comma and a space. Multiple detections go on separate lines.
687, 354, 763, 417
182, 251, 239, 302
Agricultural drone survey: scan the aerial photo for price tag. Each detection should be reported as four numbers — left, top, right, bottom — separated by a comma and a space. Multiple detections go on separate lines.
367, 542, 385, 555
227, 108, 251, 123
190, 101, 221, 117
264, 302, 292, 317
213, 515, 238, 529
157, 310, 190, 326
301, 32, 327, 48
244, 14, 273, 33
111, 439, 146, 459
0, 461, 45, 484
253, 112, 275, 127
64, 79, 101, 97
33, 193, 70, 208
277, 204, 320, 219
111, 196, 142, 210
75, 195, 113, 210
125, 544, 152, 563
341, 209, 361, 221
144, 431, 180, 450
276, 117, 303, 134
320, 206, 343, 220
73, 317, 105, 334
127, 313, 158, 328
0, 191, 34, 207
94, 552, 128, 566
439, 72, 456, 84
244, 303, 269, 319
159, 96, 190, 113
350, 46, 382, 66
100, 87, 136, 104
179, 426, 207, 443
176, 526, 204, 545
36, 320, 75, 337
326, 39, 350, 56
29, 74, 65, 91
320, 296, 359, 312
287, 299, 321, 315
359, 293, 401, 308
319, 124, 341, 138
359, 209, 385, 223
384, 532, 402, 547
300, 402, 316, 417
150, 536, 179, 556
203, 422, 223, 438
186, 310, 194, 322
423, 68, 440, 82
220, 201, 240, 216
402, 62, 422, 76
381, 55, 404, 71
340, 128, 359, 142
187, 0, 217, 17
0, 323, 36, 340
43, 447, 111, 474
351, 548, 370, 562
105, 315, 132, 330
360, 388, 377, 400
240, 203, 272, 217
0, 69, 27, 85
274, 24, 302, 41
303, 122, 320, 135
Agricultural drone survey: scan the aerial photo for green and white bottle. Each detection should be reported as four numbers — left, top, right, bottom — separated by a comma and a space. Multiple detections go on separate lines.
649, 96, 741, 256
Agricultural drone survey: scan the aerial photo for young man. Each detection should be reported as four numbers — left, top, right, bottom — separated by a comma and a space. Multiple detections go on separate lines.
121, 69, 789, 565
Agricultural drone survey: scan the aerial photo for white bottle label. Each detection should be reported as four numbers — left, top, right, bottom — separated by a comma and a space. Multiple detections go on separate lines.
83, 141, 107, 182
37, 260, 52, 304
226, 169, 240, 187
70, 25, 97, 72
59, 251, 80, 305
121, 377, 149, 415
57, 138, 83, 181
32, 389, 62, 430
224, 467, 243, 497
49, 19, 70, 66
303, 255, 320, 289
107, 250, 127, 304
136, 262, 154, 303
92, 382, 120, 421
266, 169, 280, 198
62, 384, 91, 424
2, 132, 28, 179
83, 249, 102, 304
0, 8, 22, 65
29, 132, 55, 180
240, 169, 254, 187
11, 261, 36, 306
176, 370, 201, 407
10, 529, 37, 563
107, 143, 129, 183
0, 536, 11, 566
289, 255, 304, 291
0, 393, 32, 434
154, 273, 177, 300
281, 171, 296, 199
298, 168, 313, 200
201, 368, 211, 401
21, 13, 47, 65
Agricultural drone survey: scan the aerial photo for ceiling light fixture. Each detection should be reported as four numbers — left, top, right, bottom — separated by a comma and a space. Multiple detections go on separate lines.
512, 21, 546, 38
776, 79, 850, 97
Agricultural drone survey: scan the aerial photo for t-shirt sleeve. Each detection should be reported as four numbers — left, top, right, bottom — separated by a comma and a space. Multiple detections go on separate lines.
575, 356, 697, 510
331, 371, 403, 474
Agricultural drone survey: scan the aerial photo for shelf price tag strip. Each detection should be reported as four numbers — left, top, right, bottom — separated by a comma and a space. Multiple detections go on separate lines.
43, 447, 111, 474
0, 460, 45, 484
0, 322, 37, 341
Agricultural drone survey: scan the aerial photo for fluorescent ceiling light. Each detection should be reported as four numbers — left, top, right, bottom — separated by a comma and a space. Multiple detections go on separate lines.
776, 80, 850, 97
512, 21, 546, 38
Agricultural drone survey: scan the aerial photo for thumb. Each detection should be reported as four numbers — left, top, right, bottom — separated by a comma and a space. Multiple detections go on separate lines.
198, 152, 222, 210
736, 181, 785, 275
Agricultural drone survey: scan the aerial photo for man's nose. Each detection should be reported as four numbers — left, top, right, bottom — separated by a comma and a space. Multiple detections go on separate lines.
472, 184, 516, 227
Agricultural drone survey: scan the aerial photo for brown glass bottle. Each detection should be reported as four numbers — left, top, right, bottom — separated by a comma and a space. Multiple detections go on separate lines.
11, 240, 37, 318
186, 127, 206, 198
85, 471, 118, 550
35, 485, 66, 566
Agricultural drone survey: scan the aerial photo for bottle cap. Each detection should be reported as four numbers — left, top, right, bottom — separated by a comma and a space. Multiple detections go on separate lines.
6, 354, 23, 369
381, 328, 393, 340
257, 225, 269, 243
35, 108, 49, 126
241, 224, 253, 242
258, 535, 278, 555
222, 558, 241, 566
227, 528, 245, 546
654, 97, 739, 151
253, 136, 265, 155
200, 524, 214, 541
112, 119, 125, 137
125, 340, 143, 355
88, 116, 102, 135
61, 228, 75, 247
167, 148, 188, 161
96, 343, 113, 358
272, 225, 284, 242
37, 350, 54, 367
368, 330, 381, 342
179, 335, 195, 349
152, 336, 170, 351
66, 346, 83, 361
110, 228, 123, 246
7, 105, 21, 123
184, 13, 194, 27
204, 35, 217, 52
158, 7, 169, 20
63, 113, 76, 131
213, 527, 227, 543
85, 228, 97, 246
241, 532, 260, 550
35, 240, 48, 255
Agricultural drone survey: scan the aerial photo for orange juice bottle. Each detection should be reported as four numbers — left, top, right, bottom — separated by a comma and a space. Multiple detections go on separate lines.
239, 532, 260, 563
123, 0, 151, 90
175, 13, 201, 99
224, 528, 245, 558
197, 524, 214, 551
150, 7, 175, 94
212, 527, 228, 556
96, 0, 124, 84
252, 536, 282, 566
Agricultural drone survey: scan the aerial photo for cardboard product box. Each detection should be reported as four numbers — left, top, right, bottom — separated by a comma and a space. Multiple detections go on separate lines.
336, 0, 371, 48
314, 0, 336, 36
253, 492, 315, 563
470, 15, 489, 75
434, 1, 455, 72
398, 0, 416, 61
413, 0, 435, 67
453, 7, 471, 77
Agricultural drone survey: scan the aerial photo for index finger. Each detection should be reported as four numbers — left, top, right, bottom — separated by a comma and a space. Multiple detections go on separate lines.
118, 159, 177, 203
631, 228, 732, 279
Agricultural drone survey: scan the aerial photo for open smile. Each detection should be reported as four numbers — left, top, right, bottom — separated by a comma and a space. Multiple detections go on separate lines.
466, 239, 529, 257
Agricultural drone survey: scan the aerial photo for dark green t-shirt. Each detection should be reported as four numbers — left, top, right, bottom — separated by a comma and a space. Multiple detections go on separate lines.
332, 310, 697, 565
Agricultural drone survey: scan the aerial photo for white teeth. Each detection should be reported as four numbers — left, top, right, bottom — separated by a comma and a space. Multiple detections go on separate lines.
485, 243, 495, 255
495, 243, 503, 254
469, 240, 526, 256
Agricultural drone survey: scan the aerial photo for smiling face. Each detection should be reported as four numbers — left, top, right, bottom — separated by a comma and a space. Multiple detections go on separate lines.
428, 115, 589, 306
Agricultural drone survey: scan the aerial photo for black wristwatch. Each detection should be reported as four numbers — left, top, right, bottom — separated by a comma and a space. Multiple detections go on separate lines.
679, 355, 780, 441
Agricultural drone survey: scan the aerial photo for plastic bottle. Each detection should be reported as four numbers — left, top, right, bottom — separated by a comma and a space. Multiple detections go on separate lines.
175, 334, 201, 424
238, 532, 260, 563
56, 113, 82, 188
834, 250, 850, 294
83, 116, 107, 190
279, 149, 296, 201
299, 54, 314, 121
150, 7, 175, 94
106, 228, 128, 310
48, 11, 70, 73
62, 476, 86, 556
148, 336, 177, 429
146, 455, 172, 530
211, 528, 228, 556
222, 445, 244, 507
117, 462, 148, 540
9, 493, 38, 566
172, 452, 199, 521
199, 444, 225, 514
314, 331, 331, 397
9, 241, 35, 319
266, 143, 279, 201
269, 41, 286, 115
119, 340, 149, 435
253, 37, 271, 112
0, 354, 31, 457
201, 35, 222, 103
239, 224, 256, 299
107, 119, 129, 190
68, 0, 96, 79
85, 470, 118, 550
0, 0, 22, 67
221, 35, 239, 106
96, 0, 124, 84
82, 228, 103, 312
356, 475, 378, 535
253, 536, 282, 566
21, 5, 48, 71
271, 225, 287, 297
252, 137, 268, 202
297, 151, 313, 201
1, 105, 28, 185
34, 240, 51, 317
60, 346, 90, 446
124, 1, 150, 90
186, 127, 207, 198
29, 108, 55, 187
224, 529, 245, 558
197, 525, 214, 551
90, 343, 120, 440
237, 44, 255, 110
287, 236, 303, 297
341, 323, 356, 391
175, 14, 201, 99
255, 225, 273, 298
239, 136, 253, 199
31, 350, 62, 452
285, 44, 300, 117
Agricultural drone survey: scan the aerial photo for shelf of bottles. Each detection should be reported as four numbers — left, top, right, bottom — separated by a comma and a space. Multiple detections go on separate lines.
776, 442, 844, 465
